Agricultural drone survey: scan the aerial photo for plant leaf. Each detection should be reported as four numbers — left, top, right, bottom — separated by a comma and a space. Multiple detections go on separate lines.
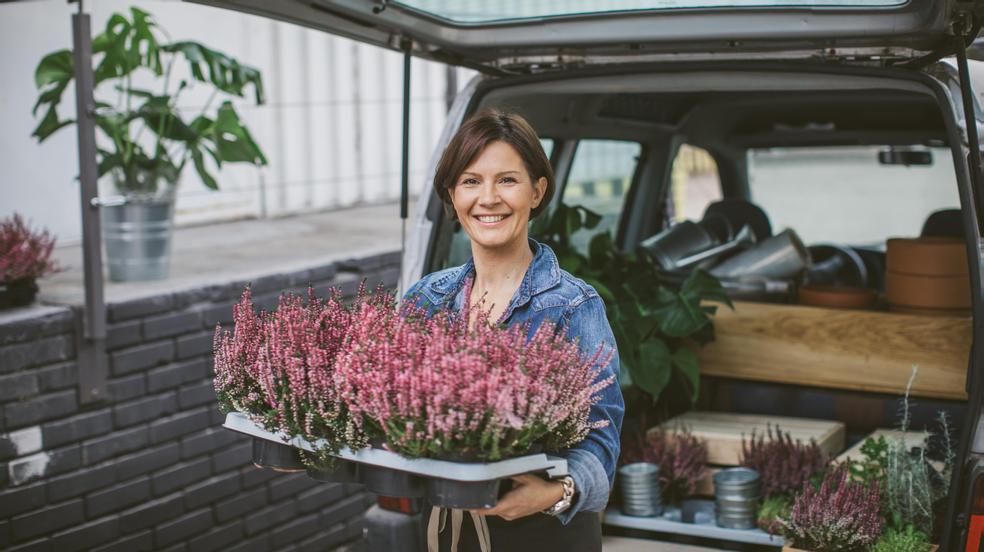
671, 346, 700, 405
209, 101, 267, 165
163, 41, 265, 104
191, 148, 219, 190
632, 340, 673, 402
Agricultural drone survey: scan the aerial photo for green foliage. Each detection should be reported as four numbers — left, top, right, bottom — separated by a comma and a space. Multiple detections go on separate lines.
32, 6, 266, 194
757, 495, 791, 535
531, 202, 731, 406
868, 524, 934, 552
846, 435, 889, 487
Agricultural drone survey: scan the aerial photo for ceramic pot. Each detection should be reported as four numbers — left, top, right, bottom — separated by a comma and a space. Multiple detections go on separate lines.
887, 237, 967, 276
798, 285, 877, 310
885, 271, 971, 310
0, 278, 39, 309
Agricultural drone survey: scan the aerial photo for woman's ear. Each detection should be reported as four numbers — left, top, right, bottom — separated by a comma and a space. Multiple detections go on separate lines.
532, 177, 548, 209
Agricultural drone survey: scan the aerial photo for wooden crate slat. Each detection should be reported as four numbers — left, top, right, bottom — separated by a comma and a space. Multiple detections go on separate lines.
697, 301, 969, 401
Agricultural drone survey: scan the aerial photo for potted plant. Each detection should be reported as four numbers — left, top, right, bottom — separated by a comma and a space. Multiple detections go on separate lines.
739, 425, 829, 534
0, 214, 60, 309
213, 285, 377, 480
620, 426, 710, 508
32, 7, 267, 281
532, 203, 730, 417
332, 300, 616, 506
780, 465, 883, 552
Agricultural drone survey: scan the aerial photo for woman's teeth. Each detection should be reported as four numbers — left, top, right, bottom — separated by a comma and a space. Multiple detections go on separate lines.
477, 215, 506, 223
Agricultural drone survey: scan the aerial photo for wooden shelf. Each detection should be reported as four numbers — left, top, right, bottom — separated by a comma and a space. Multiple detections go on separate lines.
604, 507, 784, 547
697, 301, 970, 401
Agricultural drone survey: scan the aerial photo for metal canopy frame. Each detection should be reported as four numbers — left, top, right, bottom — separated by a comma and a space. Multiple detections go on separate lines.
71, 0, 107, 404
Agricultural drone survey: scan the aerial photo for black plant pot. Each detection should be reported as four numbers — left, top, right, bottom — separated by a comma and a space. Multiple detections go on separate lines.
251, 438, 305, 471
360, 465, 425, 497
0, 279, 38, 309
306, 460, 360, 484
427, 478, 501, 509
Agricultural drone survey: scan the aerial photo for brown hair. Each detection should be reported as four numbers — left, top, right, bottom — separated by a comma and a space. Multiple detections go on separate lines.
433, 109, 555, 219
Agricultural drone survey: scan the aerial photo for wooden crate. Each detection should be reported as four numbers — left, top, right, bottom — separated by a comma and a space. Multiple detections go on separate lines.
656, 411, 846, 467
659, 412, 845, 495
697, 301, 970, 401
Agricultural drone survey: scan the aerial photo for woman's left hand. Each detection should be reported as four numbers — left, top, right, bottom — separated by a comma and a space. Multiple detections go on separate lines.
471, 474, 565, 521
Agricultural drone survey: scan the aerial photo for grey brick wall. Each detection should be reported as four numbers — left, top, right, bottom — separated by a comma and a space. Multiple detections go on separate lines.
0, 251, 402, 551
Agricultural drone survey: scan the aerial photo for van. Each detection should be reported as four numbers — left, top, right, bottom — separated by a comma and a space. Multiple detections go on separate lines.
196, 2, 984, 549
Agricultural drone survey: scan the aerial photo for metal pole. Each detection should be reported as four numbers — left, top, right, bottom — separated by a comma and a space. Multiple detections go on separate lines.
957, 39, 984, 235
399, 39, 411, 296
72, 2, 108, 404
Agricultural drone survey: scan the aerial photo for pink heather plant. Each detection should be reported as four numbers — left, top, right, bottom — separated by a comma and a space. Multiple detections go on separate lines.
333, 302, 615, 461
0, 214, 59, 284
740, 424, 828, 499
213, 284, 388, 452
620, 426, 709, 505
781, 464, 884, 552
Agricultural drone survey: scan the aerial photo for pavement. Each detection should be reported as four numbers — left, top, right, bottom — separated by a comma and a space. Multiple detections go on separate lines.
601, 536, 722, 551
38, 201, 408, 307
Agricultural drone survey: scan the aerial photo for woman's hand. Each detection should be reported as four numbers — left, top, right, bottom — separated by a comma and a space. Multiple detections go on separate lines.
471, 474, 564, 521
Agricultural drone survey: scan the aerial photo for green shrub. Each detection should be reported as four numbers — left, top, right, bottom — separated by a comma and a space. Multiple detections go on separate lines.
868, 524, 933, 552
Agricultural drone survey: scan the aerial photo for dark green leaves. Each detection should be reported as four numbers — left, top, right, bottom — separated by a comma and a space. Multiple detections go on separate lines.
30, 7, 266, 194
534, 202, 729, 407
163, 41, 265, 104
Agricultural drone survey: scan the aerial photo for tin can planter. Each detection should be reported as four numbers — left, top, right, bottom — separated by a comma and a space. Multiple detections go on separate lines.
360, 464, 426, 497
427, 478, 501, 509
618, 462, 663, 517
306, 459, 360, 483
714, 467, 761, 529
252, 438, 306, 471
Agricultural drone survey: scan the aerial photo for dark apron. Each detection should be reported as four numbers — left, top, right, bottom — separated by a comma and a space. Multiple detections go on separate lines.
435, 510, 602, 552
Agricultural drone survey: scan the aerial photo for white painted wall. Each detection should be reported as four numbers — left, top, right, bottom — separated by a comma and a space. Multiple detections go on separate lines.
0, 0, 460, 245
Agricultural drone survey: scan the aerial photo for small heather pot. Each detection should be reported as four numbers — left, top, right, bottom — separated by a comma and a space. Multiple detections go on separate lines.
426, 478, 501, 509
360, 465, 426, 497
251, 438, 306, 471
306, 460, 360, 484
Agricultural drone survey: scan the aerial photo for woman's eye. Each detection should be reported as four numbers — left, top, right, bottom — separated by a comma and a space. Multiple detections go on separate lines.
500, 177, 517, 184
461, 178, 479, 185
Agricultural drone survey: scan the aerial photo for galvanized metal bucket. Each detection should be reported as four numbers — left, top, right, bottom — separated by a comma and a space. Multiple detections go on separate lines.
100, 194, 175, 282
714, 467, 761, 529
618, 462, 663, 517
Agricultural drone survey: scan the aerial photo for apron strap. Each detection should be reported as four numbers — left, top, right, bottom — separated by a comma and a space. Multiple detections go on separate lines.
426, 506, 494, 552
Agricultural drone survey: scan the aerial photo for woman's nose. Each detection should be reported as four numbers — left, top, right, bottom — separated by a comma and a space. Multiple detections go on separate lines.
478, 180, 499, 205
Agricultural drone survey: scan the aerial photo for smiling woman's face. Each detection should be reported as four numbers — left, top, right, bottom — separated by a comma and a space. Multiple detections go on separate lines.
451, 141, 547, 253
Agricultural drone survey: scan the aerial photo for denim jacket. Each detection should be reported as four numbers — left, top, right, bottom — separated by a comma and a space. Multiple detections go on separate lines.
403, 238, 625, 525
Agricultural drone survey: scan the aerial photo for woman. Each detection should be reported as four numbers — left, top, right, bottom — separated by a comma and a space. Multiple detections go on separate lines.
404, 109, 624, 551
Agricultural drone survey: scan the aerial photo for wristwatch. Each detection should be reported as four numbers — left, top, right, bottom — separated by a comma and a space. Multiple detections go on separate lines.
542, 476, 576, 516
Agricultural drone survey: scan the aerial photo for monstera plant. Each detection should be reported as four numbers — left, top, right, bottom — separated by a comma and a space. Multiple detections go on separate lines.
32, 6, 266, 194
532, 203, 730, 414
31, 7, 267, 280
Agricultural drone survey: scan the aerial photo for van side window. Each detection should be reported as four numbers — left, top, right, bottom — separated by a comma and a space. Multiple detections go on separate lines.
562, 139, 642, 253
669, 144, 722, 223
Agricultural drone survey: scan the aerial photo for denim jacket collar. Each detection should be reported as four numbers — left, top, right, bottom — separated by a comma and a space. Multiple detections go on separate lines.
428, 238, 562, 314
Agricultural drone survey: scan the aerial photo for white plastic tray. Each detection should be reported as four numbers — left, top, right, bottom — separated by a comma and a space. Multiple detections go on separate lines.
224, 411, 569, 481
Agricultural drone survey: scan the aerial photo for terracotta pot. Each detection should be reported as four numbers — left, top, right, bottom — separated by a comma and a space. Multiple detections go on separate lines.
798, 285, 877, 310
885, 270, 971, 310
887, 237, 967, 276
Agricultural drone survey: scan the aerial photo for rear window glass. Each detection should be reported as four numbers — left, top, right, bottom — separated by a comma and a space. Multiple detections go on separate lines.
396, 1, 906, 24
747, 146, 959, 246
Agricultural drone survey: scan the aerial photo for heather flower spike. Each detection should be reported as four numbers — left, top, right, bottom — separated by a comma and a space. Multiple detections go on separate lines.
0, 213, 60, 284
